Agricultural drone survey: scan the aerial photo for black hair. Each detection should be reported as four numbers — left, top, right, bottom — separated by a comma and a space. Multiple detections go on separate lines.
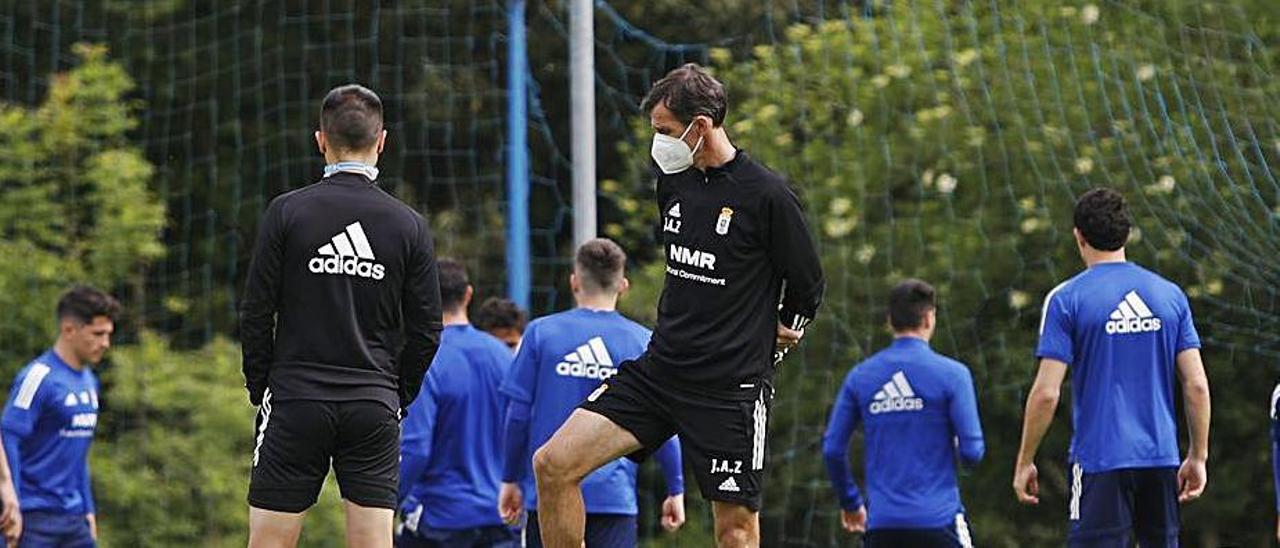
887, 279, 936, 331
473, 297, 528, 333
1073, 187, 1131, 251
437, 259, 469, 312
575, 238, 627, 293
319, 84, 384, 151
56, 285, 121, 325
640, 63, 728, 127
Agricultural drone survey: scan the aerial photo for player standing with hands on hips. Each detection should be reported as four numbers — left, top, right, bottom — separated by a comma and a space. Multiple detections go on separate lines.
1014, 188, 1210, 546
533, 64, 824, 548
240, 84, 444, 548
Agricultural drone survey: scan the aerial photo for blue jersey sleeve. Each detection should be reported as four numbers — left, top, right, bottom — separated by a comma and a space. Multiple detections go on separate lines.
949, 366, 985, 467
1175, 290, 1201, 353
654, 436, 685, 496
1036, 285, 1074, 364
500, 323, 539, 404
398, 371, 439, 504
501, 399, 532, 483
821, 374, 864, 510
1, 363, 55, 439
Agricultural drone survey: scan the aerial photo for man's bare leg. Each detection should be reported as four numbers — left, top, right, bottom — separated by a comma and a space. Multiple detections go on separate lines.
533, 409, 642, 548
248, 507, 305, 548
342, 500, 393, 548
712, 501, 760, 548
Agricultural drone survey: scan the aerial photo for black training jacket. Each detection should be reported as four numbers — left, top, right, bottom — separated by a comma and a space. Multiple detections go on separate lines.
646, 150, 825, 387
239, 171, 443, 412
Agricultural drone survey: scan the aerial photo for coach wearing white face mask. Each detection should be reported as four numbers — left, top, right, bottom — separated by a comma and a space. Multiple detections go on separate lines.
533, 63, 825, 548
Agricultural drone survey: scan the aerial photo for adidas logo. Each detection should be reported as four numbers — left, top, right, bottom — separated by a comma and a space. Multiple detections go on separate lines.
667, 203, 681, 218
307, 222, 386, 280
65, 393, 78, 407
1105, 291, 1162, 335
869, 371, 925, 414
718, 476, 741, 492
555, 337, 618, 380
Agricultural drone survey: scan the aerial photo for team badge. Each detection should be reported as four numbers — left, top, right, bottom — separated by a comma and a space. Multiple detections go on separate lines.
715, 207, 734, 235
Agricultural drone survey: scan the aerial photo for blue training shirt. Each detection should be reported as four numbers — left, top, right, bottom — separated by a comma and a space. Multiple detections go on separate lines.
822, 337, 984, 529
1, 350, 99, 515
1037, 261, 1200, 473
400, 324, 512, 530
500, 308, 682, 514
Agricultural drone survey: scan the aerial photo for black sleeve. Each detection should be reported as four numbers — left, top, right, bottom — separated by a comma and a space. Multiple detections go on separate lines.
768, 183, 825, 330
397, 217, 443, 412
239, 198, 286, 406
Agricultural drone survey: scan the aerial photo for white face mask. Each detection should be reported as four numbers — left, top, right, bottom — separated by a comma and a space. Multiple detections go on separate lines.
650, 121, 704, 175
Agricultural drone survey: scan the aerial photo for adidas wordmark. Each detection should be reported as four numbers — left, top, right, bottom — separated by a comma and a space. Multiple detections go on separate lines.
869, 371, 925, 414
308, 222, 386, 280
1104, 291, 1162, 335
555, 337, 618, 380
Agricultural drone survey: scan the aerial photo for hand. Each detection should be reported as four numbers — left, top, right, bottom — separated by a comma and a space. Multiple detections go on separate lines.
1275, 514, 1280, 545
1013, 460, 1040, 504
840, 506, 866, 533
660, 493, 685, 532
0, 477, 18, 529
1177, 457, 1206, 503
776, 323, 804, 351
87, 513, 97, 540
2, 508, 19, 546
498, 483, 523, 526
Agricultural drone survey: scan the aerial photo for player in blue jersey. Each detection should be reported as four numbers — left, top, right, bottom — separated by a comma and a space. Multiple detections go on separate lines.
496, 239, 686, 547
1014, 188, 1211, 546
1, 286, 119, 548
822, 279, 983, 547
397, 260, 516, 547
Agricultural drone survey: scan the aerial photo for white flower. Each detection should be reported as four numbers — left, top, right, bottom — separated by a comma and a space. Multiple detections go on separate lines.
1157, 175, 1176, 193
871, 75, 891, 88
1075, 157, 1094, 175
856, 244, 876, 265
922, 169, 936, 187
824, 217, 857, 238
886, 64, 912, 79
953, 48, 979, 68
1136, 64, 1156, 82
846, 109, 865, 127
936, 173, 958, 194
1009, 290, 1030, 310
1082, 4, 1100, 25
830, 197, 853, 216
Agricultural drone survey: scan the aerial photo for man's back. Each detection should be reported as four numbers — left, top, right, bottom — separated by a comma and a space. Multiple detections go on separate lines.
240, 171, 442, 412
501, 308, 650, 514
403, 324, 512, 529
837, 338, 982, 529
1037, 262, 1200, 472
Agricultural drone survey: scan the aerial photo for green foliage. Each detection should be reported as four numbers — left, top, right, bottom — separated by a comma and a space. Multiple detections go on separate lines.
93, 334, 348, 547
0, 43, 165, 370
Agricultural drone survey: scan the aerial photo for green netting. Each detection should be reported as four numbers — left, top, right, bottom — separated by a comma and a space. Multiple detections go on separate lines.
0, 1, 1277, 546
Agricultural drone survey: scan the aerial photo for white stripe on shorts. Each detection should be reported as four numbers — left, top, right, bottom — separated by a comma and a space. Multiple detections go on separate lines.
955, 513, 973, 548
1069, 462, 1083, 520
751, 390, 768, 470
252, 389, 273, 467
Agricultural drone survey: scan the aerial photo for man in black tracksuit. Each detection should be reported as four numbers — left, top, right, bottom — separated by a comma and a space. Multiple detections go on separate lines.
533, 64, 824, 548
239, 84, 442, 547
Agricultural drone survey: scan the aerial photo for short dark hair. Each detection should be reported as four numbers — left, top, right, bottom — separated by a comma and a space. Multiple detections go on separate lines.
887, 279, 936, 331
56, 285, 121, 325
640, 63, 728, 127
437, 259, 469, 312
473, 298, 527, 333
319, 84, 384, 151
575, 238, 627, 293
1073, 187, 1131, 251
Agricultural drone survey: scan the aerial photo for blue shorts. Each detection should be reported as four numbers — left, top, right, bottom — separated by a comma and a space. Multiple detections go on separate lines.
864, 513, 974, 548
1068, 465, 1179, 547
11, 511, 95, 548
394, 524, 517, 548
523, 511, 637, 548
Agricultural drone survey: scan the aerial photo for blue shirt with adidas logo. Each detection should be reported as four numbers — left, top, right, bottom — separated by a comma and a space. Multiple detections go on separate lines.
822, 337, 984, 529
1, 350, 99, 515
1036, 261, 1200, 473
500, 308, 683, 514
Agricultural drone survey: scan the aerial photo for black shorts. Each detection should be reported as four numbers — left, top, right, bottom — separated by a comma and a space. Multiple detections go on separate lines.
1068, 465, 1179, 547
578, 358, 773, 511
248, 390, 400, 512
